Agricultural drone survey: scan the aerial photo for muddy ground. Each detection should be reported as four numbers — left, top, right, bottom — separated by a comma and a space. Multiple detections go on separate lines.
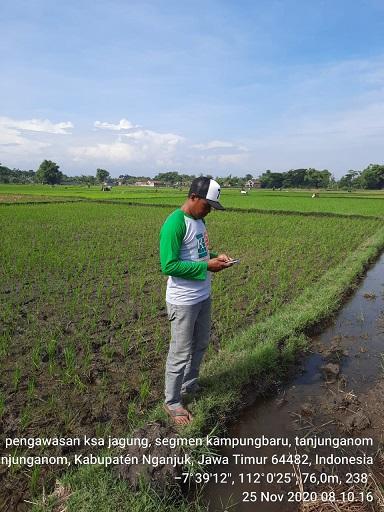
201, 357, 384, 511
202, 251, 384, 511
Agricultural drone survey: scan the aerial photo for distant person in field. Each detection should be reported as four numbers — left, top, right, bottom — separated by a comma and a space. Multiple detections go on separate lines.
160, 177, 233, 425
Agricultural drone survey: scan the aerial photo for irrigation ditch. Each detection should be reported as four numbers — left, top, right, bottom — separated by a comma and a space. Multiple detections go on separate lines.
199, 251, 384, 511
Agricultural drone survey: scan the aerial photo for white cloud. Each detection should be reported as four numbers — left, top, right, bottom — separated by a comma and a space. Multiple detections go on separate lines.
0, 116, 73, 134
0, 122, 50, 160
215, 153, 252, 166
192, 140, 236, 150
70, 119, 256, 174
72, 142, 137, 161
0, 129, 49, 151
122, 129, 184, 146
94, 118, 139, 131
0, 116, 73, 169
72, 121, 185, 164
0, 125, 25, 146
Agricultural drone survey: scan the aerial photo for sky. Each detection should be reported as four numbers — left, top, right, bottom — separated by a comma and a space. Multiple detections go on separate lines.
1, 0, 384, 178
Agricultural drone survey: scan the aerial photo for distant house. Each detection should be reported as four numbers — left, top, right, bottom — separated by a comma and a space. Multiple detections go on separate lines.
134, 180, 163, 187
246, 179, 261, 188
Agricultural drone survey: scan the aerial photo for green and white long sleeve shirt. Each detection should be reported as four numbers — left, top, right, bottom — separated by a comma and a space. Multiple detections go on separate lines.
160, 209, 217, 305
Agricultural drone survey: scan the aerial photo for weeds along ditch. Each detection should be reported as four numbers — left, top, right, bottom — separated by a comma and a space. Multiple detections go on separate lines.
0, 199, 383, 508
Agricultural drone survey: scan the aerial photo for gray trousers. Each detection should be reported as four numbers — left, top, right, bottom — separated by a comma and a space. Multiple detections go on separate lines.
165, 297, 211, 409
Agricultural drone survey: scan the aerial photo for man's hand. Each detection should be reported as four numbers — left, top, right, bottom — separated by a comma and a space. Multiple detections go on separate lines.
208, 254, 233, 272
217, 253, 231, 263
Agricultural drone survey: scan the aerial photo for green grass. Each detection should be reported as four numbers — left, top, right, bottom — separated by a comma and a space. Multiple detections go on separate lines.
0, 183, 183, 201
32, 465, 206, 512
1, 183, 384, 216
121, 190, 384, 217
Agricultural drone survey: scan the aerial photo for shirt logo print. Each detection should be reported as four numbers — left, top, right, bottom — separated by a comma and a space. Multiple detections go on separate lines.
196, 233, 208, 258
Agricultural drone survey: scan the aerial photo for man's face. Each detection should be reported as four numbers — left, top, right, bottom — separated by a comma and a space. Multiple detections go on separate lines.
191, 195, 212, 218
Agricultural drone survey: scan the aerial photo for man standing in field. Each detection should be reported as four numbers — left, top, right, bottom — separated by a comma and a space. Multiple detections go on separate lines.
160, 177, 233, 425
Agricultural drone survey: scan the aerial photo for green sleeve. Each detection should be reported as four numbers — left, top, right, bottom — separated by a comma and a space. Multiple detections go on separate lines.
160, 210, 208, 280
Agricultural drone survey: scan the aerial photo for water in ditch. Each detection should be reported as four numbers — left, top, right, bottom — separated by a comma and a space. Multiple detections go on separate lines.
202, 253, 384, 511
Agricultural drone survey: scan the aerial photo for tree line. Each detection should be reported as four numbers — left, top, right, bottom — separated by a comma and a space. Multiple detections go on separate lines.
1, 160, 384, 189
0, 162, 115, 187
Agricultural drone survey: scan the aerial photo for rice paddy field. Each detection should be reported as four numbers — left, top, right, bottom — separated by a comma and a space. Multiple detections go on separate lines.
1, 184, 384, 511
1, 184, 384, 216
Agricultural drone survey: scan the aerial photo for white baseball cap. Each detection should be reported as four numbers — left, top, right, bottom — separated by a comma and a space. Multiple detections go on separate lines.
188, 177, 224, 210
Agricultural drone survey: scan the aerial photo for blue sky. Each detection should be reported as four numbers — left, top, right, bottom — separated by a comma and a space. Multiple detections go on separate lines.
1, 0, 384, 178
